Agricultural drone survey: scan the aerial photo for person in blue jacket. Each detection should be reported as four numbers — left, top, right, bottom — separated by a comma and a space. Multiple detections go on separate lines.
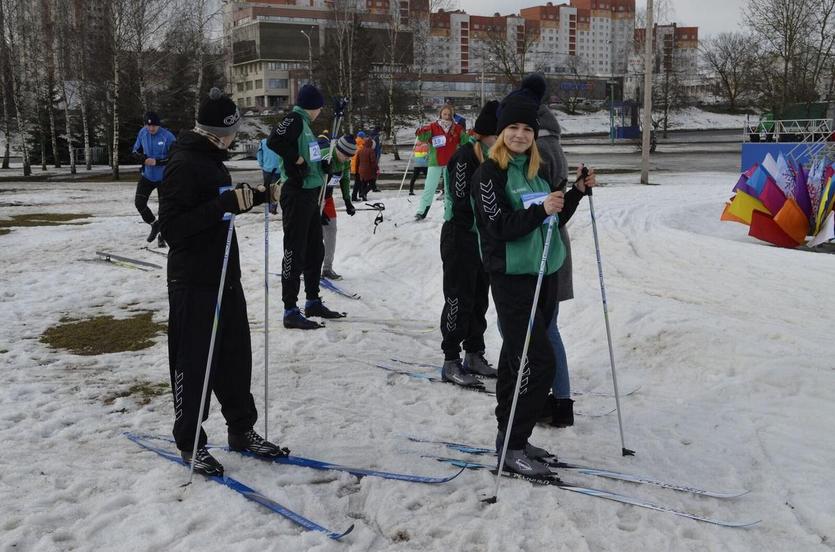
256, 137, 283, 214
132, 111, 176, 247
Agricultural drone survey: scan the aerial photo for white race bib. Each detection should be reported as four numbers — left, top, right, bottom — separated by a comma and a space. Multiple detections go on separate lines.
308, 142, 322, 162
327, 175, 341, 188
521, 192, 554, 225
431, 135, 447, 148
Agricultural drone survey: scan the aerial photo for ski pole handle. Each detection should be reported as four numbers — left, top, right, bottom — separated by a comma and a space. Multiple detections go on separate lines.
577, 166, 591, 196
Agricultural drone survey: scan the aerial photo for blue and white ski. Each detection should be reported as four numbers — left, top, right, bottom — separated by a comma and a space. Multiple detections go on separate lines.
269, 273, 361, 300
125, 433, 354, 540
142, 433, 465, 484
390, 358, 639, 398
420, 455, 758, 528
320, 277, 361, 300
373, 363, 494, 395
407, 436, 749, 499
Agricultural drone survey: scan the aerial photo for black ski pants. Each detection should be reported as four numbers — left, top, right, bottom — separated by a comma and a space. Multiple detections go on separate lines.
440, 222, 489, 360
408, 166, 428, 194
135, 176, 159, 224
491, 271, 559, 449
168, 282, 258, 451
280, 183, 324, 310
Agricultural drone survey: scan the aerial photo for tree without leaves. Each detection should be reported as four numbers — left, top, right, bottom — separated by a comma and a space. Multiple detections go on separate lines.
743, 0, 830, 113
479, 20, 541, 87
701, 32, 757, 110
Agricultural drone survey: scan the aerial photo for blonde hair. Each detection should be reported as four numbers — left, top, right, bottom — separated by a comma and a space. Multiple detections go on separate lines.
488, 129, 541, 180
439, 105, 455, 120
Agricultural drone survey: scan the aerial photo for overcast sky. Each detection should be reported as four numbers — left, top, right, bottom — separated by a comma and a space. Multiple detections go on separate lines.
456, 0, 748, 38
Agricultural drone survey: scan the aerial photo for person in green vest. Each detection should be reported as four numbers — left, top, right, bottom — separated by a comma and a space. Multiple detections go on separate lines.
320, 134, 357, 280
267, 84, 345, 330
470, 74, 596, 477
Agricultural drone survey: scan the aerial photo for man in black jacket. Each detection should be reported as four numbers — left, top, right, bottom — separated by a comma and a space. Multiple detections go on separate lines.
159, 87, 285, 476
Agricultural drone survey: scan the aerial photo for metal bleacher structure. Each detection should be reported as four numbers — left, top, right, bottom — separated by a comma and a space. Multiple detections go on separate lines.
741, 117, 835, 169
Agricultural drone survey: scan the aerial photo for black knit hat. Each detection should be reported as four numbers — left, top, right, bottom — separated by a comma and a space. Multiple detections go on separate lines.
197, 87, 240, 137
473, 100, 499, 136
144, 111, 161, 126
335, 135, 357, 157
496, 74, 547, 138
296, 84, 324, 110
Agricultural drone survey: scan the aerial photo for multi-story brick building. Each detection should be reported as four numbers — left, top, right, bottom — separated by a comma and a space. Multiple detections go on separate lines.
626, 23, 701, 101
222, 0, 698, 110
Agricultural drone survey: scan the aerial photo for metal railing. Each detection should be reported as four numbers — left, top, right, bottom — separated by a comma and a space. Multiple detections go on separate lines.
744, 118, 833, 143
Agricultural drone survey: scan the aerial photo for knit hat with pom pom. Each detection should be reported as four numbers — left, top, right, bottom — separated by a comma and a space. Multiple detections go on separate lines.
197, 87, 241, 137
496, 73, 547, 138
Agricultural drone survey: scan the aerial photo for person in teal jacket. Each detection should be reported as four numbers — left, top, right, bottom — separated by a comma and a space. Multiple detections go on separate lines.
470, 74, 596, 478
267, 84, 345, 329
257, 137, 283, 214
132, 111, 175, 247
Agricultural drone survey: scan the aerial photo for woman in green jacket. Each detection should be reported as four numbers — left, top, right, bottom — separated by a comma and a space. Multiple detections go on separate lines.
470, 75, 595, 477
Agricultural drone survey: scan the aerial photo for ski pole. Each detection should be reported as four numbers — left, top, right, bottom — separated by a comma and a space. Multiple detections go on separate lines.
185, 214, 237, 488
487, 213, 559, 504
264, 198, 270, 442
586, 180, 634, 457
397, 137, 418, 196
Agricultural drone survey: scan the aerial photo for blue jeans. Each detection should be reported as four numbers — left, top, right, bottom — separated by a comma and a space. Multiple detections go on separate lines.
548, 302, 570, 399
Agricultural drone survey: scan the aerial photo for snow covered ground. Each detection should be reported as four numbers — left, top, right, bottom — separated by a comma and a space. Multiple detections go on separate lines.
1, 172, 834, 551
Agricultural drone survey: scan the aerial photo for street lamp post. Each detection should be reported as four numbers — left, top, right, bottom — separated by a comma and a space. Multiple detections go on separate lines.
608, 80, 617, 145
641, 0, 654, 185
300, 29, 313, 82
481, 65, 485, 106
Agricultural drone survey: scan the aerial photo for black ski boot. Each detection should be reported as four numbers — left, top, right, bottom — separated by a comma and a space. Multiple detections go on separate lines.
146, 220, 160, 243
181, 447, 224, 477
496, 431, 558, 463
229, 429, 289, 459
321, 269, 342, 281
463, 351, 497, 378
283, 307, 324, 330
549, 397, 574, 428
501, 448, 554, 478
441, 359, 482, 388
304, 299, 346, 319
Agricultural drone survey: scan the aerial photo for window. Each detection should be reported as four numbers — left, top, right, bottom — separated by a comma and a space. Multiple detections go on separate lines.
237, 82, 244, 92
255, 79, 263, 89
268, 79, 289, 89
246, 81, 253, 91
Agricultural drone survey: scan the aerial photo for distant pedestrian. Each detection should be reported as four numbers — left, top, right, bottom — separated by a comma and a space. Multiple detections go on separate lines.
414, 105, 468, 220
356, 136, 378, 202
408, 141, 429, 196
132, 111, 175, 247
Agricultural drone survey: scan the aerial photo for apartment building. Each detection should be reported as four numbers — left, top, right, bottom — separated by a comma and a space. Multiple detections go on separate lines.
224, 0, 425, 110
626, 24, 701, 100
222, 0, 701, 109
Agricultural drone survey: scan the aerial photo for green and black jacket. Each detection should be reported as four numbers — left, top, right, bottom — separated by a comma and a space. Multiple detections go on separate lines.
442, 141, 488, 231
470, 155, 584, 276
266, 105, 324, 190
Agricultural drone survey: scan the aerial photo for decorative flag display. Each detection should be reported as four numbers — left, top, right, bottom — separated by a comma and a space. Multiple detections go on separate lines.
723, 153, 835, 250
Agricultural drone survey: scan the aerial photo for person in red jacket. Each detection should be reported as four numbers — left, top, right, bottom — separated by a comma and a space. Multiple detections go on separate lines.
414, 105, 468, 220
356, 137, 378, 202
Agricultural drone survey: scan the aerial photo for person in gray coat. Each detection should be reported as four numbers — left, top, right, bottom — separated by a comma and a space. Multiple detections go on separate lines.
536, 101, 576, 427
